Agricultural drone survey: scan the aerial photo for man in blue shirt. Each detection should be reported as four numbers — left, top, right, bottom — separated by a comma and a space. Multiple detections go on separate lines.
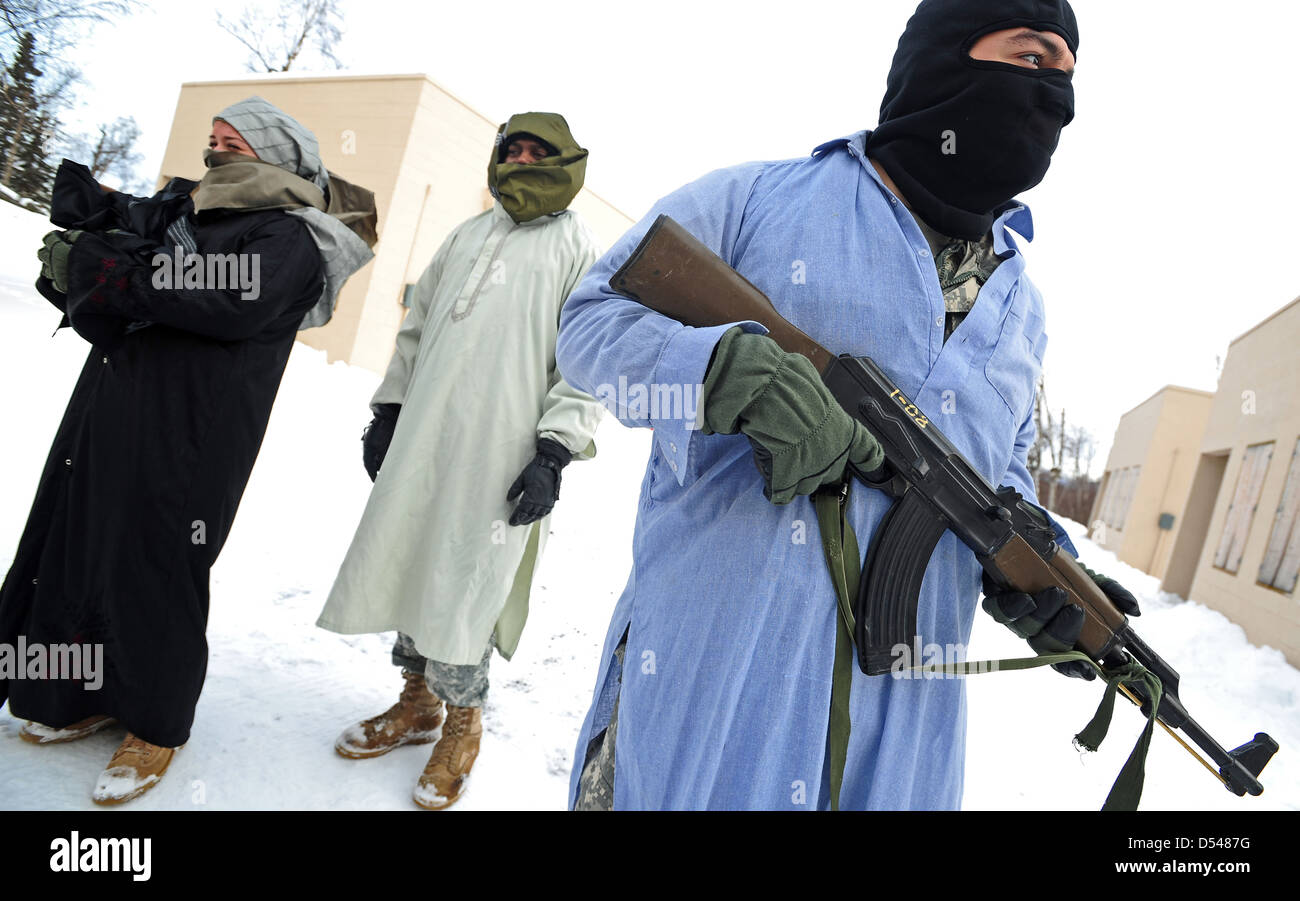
557, 0, 1138, 810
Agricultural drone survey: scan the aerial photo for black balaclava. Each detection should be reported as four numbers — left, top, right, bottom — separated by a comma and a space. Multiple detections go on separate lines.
864, 0, 1078, 240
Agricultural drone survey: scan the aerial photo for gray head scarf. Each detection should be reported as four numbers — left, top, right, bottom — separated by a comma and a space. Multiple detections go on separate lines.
212, 96, 373, 330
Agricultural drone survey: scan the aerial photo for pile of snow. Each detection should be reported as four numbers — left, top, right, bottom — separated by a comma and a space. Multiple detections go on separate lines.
0, 199, 1294, 810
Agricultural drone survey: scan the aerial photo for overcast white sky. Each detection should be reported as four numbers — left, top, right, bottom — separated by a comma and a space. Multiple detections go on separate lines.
58, 0, 1300, 475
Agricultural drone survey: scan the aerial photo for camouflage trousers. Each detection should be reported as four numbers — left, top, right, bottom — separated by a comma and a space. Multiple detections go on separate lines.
392, 632, 493, 709
574, 637, 626, 811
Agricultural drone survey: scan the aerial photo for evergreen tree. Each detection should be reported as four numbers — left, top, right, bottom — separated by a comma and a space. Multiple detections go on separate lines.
0, 30, 56, 204
14, 107, 56, 200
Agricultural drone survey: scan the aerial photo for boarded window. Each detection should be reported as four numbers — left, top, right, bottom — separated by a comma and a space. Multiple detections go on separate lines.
1213, 442, 1275, 574
1098, 471, 1115, 527
1100, 469, 1121, 528
1099, 471, 1117, 527
1258, 438, 1300, 594
1115, 466, 1141, 530
1110, 469, 1127, 528
1101, 466, 1141, 530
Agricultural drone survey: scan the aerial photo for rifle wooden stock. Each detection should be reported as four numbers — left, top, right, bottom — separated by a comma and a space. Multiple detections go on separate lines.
990, 534, 1130, 660
610, 215, 833, 373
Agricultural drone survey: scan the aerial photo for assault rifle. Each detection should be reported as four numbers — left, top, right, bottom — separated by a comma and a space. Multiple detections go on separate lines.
608, 214, 1278, 798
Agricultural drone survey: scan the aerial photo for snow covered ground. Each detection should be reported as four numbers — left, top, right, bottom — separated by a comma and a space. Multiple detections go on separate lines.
1, 202, 1296, 811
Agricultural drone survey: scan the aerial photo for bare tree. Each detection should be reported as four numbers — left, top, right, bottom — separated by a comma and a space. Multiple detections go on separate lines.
1, 0, 138, 57
79, 114, 141, 183
1065, 423, 1095, 477
1030, 374, 1064, 474
216, 0, 343, 73
1049, 423, 1099, 523
1030, 372, 1105, 515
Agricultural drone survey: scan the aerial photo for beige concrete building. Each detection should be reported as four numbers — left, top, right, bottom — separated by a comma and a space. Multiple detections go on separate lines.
1095, 298, 1300, 665
1087, 386, 1214, 580
1160, 298, 1300, 665
157, 74, 635, 374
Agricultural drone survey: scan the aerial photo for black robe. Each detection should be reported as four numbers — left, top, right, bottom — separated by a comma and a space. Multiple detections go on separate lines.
0, 183, 323, 747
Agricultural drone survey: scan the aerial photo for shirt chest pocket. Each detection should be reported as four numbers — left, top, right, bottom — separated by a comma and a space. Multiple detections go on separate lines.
982, 307, 1043, 426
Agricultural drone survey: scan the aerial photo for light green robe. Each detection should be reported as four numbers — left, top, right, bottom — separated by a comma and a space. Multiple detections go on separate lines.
317, 202, 604, 664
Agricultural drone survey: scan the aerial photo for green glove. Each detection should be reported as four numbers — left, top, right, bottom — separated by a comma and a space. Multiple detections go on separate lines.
37, 229, 83, 294
701, 327, 884, 505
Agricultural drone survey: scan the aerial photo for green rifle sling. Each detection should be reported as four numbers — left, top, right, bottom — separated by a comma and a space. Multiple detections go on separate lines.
813, 486, 858, 811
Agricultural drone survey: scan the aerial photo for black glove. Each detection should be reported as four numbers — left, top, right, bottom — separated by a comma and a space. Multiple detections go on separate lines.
981, 573, 1093, 680
981, 565, 1140, 680
507, 437, 572, 526
1078, 563, 1142, 620
361, 403, 401, 481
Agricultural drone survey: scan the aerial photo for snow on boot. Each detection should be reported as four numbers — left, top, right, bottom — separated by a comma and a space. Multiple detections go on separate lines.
91, 732, 177, 806
413, 704, 482, 810
335, 670, 445, 760
19, 715, 117, 745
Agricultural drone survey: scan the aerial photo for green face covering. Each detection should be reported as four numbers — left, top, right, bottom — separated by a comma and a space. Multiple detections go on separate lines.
487, 112, 587, 223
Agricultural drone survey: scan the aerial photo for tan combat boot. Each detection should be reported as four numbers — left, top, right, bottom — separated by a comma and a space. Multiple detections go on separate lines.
335, 670, 445, 760
92, 732, 177, 805
19, 714, 117, 745
412, 704, 482, 810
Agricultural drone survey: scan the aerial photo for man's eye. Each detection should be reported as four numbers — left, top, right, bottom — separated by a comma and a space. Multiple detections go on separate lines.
1019, 52, 1043, 66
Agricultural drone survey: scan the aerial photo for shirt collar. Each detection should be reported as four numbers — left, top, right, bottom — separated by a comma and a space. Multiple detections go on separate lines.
820, 130, 1036, 255
993, 203, 1033, 255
